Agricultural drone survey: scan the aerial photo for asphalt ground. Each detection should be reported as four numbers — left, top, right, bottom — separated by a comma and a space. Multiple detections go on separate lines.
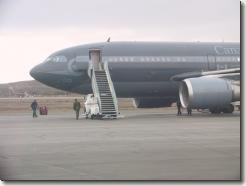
0, 109, 240, 180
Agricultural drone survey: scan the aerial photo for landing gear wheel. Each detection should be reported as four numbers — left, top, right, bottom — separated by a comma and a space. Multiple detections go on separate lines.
209, 108, 221, 114
222, 104, 234, 113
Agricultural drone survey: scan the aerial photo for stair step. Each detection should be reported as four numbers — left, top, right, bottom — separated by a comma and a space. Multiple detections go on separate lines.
98, 86, 110, 88
99, 90, 111, 92
102, 112, 117, 114
95, 74, 107, 76
98, 90, 110, 91
98, 87, 110, 89
99, 90, 110, 92
99, 92, 111, 94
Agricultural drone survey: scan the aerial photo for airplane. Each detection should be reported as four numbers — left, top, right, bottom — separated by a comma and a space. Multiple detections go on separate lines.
30, 41, 240, 113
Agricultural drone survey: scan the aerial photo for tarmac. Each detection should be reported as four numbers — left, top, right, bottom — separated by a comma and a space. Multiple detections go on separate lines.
0, 109, 240, 180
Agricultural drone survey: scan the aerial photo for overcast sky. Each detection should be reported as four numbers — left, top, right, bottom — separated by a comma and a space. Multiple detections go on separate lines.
0, 0, 240, 83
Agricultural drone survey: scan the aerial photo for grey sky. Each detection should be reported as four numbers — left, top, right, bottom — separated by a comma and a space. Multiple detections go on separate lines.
0, 0, 240, 83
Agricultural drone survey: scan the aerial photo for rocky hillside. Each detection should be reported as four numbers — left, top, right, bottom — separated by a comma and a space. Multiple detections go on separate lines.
0, 80, 74, 97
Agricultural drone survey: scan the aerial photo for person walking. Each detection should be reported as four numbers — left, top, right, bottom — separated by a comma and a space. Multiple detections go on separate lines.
177, 99, 182, 116
187, 107, 192, 116
31, 100, 38, 118
73, 99, 81, 120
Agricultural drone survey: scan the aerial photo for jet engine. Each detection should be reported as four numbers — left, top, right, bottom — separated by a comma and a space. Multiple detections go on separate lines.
179, 77, 240, 109
133, 98, 174, 108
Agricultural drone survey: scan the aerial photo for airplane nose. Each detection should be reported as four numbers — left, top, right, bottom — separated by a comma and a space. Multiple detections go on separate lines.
30, 63, 46, 81
30, 65, 39, 80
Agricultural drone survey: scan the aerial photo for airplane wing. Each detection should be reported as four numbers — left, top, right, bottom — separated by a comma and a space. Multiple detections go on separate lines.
170, 68, 240, 81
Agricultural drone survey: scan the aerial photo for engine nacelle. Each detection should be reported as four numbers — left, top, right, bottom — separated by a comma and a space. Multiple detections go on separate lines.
133, 98, 174, 108
179, 77, 240, 109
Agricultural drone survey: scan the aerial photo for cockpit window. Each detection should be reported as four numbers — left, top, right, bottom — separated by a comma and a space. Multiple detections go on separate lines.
44, 57, 52, 62
45, 56, 67, 63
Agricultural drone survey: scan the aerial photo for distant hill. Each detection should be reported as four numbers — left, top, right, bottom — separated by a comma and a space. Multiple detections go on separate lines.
0, 80, 76, 97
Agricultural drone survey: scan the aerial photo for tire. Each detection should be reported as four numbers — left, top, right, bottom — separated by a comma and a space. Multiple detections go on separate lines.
209, 107, 221, 114
222, 104, 234, 113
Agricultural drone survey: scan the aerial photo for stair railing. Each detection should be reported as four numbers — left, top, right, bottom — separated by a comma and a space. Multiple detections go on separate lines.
88, 62, 102, 113
104, 61, 119, 116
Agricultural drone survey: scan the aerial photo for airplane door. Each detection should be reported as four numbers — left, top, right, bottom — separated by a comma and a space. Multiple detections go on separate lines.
89, 49, 102, 71
207, 55, 216, 70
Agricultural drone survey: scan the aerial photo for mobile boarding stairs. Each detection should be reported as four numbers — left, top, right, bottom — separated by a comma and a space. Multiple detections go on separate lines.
86, 49, 119, 119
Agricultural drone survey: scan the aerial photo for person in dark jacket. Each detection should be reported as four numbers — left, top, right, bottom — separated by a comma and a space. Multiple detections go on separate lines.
73, 99, 81, 120
177, 100, 182, 116
187, 107, 192, 116
31, 100, 38, 118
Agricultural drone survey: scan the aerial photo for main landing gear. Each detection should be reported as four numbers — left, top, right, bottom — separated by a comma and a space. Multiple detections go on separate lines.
209, 104, 234, 114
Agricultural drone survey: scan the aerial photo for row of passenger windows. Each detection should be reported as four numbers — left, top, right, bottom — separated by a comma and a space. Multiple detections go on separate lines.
105, 56, 206, 62
216, 56, 240, 62
103, 56, 240, 63
46, 55, 240, 63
